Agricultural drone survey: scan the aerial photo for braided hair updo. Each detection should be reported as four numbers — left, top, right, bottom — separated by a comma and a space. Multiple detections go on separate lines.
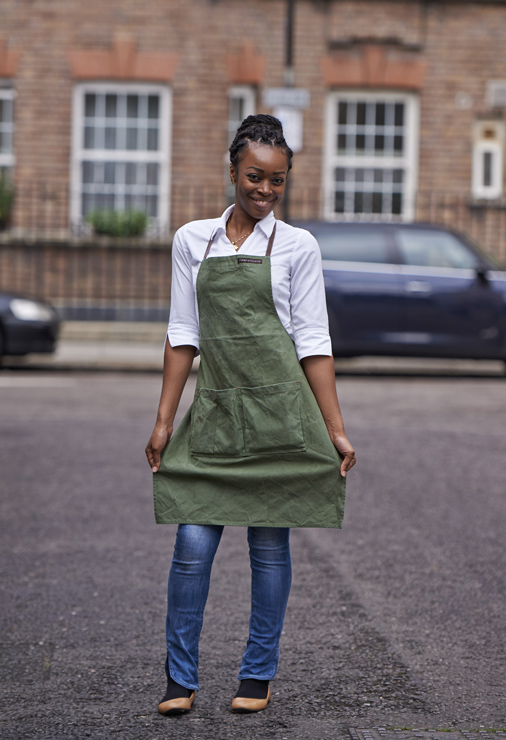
229, 114, 293, 173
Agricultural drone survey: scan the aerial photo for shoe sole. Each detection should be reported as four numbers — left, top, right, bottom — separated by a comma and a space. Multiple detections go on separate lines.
158, 691, 195, 716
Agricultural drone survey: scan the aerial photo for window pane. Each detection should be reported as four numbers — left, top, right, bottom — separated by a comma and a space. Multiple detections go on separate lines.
84, 126, 94, 149
105, 127, 116, 149
483, 151, 493, 187
356, 102, 366, 126
338, 101, 347, 125
317, 228, 391, 263
338, 133, 347, 152
335, 167, 346, 183
148, 95, 159, 119
147, 163, 159, 185
397, 229, 480, 269
394, 103, 404, 126
126, 95, 137, 118
147, 128, 158, 151
394, 135, 404, 154
375, 103, 385, 126
392, 193, 402, 215
85, 94, 96, 117
105, 94, 117, 118
334, 192, 345, 213
229, 96, 243, 122
372, 192, 383, 213
126, 127, 137, 150
375, 134, 385, 153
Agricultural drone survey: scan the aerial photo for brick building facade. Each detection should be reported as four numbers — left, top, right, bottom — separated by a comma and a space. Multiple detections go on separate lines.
1, 0, 506, 262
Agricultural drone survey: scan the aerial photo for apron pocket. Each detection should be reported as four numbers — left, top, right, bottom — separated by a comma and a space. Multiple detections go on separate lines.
242, 381, 306, 455
191, 387, 244, 456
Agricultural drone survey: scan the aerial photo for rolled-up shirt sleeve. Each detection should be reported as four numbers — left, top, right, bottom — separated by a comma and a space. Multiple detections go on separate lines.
289, 230, 332, 360
167, 226, 200, 351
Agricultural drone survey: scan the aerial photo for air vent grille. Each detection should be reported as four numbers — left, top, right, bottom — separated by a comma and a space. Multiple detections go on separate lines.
488, 81, 506, 108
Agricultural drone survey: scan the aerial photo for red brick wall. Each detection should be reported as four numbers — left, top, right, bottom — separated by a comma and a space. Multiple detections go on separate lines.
1, 0, 506, 258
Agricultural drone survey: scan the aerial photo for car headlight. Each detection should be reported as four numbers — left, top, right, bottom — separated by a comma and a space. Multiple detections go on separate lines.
9, 298, 55, 322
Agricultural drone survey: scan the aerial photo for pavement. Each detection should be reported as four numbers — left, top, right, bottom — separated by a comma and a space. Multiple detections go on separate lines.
2, 321, 505, 377
1, 371, 505, 739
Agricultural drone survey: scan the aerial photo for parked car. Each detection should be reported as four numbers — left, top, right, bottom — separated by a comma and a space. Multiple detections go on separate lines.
0, 290, 60, 359
296, 221, 506, 361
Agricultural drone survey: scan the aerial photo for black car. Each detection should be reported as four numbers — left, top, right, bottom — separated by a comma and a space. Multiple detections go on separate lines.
297, 222, 506, 361
0, 290, 60, 359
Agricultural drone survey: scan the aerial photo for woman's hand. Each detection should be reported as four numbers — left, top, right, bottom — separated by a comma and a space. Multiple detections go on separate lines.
300, 355, 357, 478
329, 433, 356, 478
146, 342, 196, 473
145, 423, 173, 473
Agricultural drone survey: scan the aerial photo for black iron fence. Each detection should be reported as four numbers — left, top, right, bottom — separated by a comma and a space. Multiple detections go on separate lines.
1, 186, 506, 322
0, 241, 172, 322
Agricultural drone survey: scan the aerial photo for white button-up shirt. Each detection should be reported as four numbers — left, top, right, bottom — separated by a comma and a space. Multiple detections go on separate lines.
168, 206, 332, 360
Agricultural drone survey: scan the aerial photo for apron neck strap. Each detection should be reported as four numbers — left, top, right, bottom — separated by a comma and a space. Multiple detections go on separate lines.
265, 223, 276, 257
203, 222, 277, 260
203, 231, 216, 260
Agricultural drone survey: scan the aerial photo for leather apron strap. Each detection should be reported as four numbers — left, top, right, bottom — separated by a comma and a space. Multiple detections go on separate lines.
203, 223, 276, 260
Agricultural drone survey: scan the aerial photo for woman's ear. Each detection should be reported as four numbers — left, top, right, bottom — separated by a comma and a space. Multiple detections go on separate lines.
230, 165, 236, 185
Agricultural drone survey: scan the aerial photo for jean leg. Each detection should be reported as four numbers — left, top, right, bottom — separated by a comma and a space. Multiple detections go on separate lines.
238, 527, 292, 680
165, 524, 223, 690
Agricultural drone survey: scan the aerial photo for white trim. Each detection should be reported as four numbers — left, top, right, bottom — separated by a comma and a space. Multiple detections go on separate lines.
323, 90, 419, 222
472, 140, 503, 200
70, 81, 172, 235
0, 87, 15, 170
227, 86, 256, 147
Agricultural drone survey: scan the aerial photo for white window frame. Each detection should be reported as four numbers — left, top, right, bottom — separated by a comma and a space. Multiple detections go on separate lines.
227, 86, 256, 148
71, 82, 172, 235
323, 90, 419, 222
225, 86, 256, 201
472, 140, 503, 200
0, 87, 15, 174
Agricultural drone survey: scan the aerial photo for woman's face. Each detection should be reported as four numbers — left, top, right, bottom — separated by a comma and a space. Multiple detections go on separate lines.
231, 142, 289, 222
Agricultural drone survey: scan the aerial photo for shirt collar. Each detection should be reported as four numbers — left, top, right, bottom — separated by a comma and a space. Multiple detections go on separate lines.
217, 206, 276, 238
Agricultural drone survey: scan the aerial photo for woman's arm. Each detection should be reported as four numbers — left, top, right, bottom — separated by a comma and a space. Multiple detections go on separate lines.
145, 341, 196, 473
301, 354, 356, 477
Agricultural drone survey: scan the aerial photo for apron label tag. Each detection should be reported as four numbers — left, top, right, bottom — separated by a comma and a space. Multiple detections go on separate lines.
238, 258, 262, 264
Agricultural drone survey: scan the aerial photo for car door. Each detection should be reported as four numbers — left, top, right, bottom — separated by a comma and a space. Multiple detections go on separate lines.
393, 226, 505, 358
312, 225, 408, 355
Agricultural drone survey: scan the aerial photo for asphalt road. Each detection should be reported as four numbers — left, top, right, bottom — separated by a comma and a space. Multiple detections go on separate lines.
0, 371, 505, 740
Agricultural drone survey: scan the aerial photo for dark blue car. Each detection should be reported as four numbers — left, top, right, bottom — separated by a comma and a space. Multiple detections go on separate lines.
298, 222, 506, 361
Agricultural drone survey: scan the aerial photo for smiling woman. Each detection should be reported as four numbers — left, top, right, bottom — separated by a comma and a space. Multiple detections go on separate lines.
145, 114, 356, 717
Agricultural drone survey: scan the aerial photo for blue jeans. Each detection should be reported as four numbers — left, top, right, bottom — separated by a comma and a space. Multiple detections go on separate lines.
165, 525, 292, 691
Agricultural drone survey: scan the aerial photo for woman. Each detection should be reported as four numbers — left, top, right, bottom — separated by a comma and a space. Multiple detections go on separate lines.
145, 114, 356, 716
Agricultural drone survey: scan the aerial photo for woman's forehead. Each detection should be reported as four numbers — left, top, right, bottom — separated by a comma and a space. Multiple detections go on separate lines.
238, 141, 288, 171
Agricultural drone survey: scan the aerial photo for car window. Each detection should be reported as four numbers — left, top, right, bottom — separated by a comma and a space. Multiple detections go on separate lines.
396, 229, 480, 269
314, 229, 391, 263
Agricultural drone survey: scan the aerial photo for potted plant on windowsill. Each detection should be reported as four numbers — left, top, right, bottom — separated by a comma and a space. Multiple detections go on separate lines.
85, 209, 148, 239
0, 173, 14, 231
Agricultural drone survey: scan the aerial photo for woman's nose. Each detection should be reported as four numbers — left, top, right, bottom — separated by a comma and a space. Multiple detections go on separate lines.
257, 179, 271, 195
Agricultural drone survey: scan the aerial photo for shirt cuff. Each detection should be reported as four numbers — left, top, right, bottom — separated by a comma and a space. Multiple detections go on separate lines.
167, 327, 200, 353
293, 329, 332, 361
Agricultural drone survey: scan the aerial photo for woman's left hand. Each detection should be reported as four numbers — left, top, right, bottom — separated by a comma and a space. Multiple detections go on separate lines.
330, 434, 356, 478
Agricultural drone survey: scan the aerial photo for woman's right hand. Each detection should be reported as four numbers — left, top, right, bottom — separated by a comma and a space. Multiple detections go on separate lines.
145, 423, 173, 473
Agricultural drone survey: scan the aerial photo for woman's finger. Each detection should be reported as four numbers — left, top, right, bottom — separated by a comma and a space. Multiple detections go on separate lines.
340, 451, 356, 477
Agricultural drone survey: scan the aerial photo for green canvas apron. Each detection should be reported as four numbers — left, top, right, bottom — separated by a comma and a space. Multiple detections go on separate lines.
153, 224, 346, 528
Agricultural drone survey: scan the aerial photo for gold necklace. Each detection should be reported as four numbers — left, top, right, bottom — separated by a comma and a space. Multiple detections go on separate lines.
226, 218, 253, 251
